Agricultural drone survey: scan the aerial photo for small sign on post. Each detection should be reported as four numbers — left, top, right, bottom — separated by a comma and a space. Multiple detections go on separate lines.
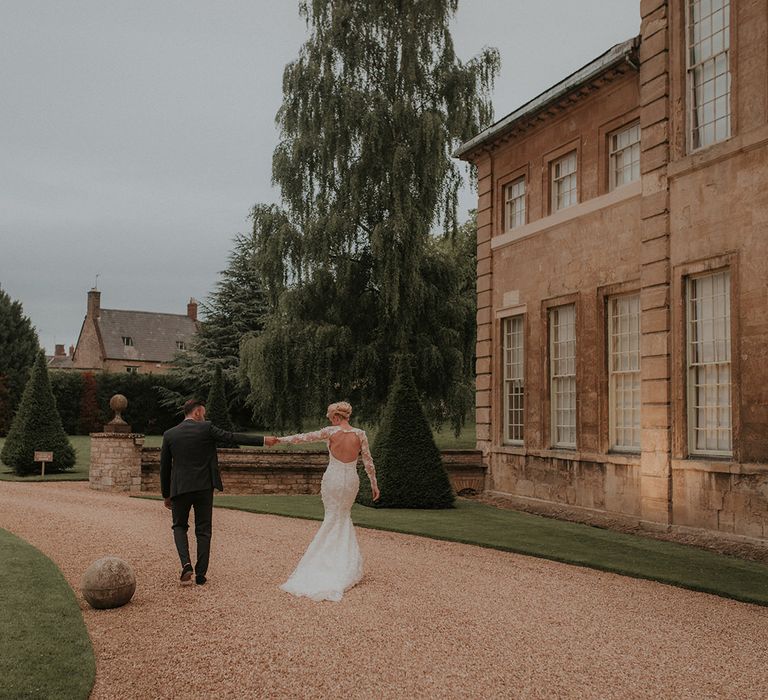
34, 451, 53, 478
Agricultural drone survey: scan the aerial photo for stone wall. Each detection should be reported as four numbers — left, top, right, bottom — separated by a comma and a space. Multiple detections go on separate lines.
672, 462, 768, 540
487, 451, 642, 517
140, 448, 486, 497
89, 433, 145, 492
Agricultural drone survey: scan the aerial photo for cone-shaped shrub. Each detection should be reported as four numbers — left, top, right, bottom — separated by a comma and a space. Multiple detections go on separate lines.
1, 352, 76, 475
206, 365, 236, 445
357, 354, 454, 509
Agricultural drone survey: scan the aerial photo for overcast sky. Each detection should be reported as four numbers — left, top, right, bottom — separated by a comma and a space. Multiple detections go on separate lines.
0, 1, 639, 354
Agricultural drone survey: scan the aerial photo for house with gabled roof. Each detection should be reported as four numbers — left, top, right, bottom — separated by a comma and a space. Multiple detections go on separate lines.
70, 289, 198, 374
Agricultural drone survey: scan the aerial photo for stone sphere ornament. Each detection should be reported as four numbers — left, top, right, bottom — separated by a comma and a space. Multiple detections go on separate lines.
81, 556, 136, 609
103, 394, 131, 433
109, 394, 128, 416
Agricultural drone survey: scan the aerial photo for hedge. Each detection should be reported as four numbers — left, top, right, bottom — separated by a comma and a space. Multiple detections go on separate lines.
48, 371, 193, 435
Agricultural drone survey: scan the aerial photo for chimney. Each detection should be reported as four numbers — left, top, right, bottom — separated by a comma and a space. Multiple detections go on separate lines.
55, 344, 65, 357
69, 345, 75, 358
187, 297, 198, 322
87, 288, 101, 318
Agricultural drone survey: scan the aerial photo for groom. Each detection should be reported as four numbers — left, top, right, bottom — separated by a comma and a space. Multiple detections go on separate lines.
160, 398, 276, 585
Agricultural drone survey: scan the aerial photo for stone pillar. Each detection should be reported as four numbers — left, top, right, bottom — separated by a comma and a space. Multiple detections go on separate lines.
475, 152, 494, 483
89, 432, 145, 493
639, 0, 673, 526
89, 394, 145, 493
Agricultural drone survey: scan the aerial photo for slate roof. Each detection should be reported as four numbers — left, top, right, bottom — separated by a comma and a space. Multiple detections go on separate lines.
98, 309, 197, 363
47, 355, 74, 369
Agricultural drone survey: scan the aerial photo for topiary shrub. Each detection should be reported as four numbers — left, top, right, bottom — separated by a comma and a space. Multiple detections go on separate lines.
1, 352, 76, 474
356, 354, 454, 509
0, 287, 40, 435
206, 365, 236, 445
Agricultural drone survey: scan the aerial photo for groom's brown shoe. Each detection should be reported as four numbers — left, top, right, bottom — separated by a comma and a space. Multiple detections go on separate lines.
180, 563, 194, 582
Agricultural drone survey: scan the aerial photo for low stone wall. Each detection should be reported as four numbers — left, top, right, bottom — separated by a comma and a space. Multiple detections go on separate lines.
140, 447, 486, 496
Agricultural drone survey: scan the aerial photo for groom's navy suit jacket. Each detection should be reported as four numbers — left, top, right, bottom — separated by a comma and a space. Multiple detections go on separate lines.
160, 420, 264, 498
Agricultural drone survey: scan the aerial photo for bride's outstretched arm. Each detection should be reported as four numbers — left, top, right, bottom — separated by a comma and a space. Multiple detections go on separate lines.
276, 427, 334, 445
359, 432, 380, 501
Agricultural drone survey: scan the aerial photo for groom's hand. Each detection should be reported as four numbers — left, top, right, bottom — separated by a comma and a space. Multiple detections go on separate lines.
264, 436, 278, 447
164, 497, 172, 510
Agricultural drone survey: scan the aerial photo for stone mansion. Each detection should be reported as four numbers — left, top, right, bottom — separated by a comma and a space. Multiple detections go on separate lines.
457, 0, 768, 540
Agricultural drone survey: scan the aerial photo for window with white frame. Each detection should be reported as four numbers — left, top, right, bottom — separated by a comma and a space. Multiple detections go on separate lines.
687, 0, 731, 150
551, 152, 577, 212
609, 122, 641, 190
503, 315, 525, 444
122, 336, 134, 346
550, 304, 576, 448
126, 366, 139, 374
608, 294, 641, 451
687, 270, 732, 455
504, 177, 526, 231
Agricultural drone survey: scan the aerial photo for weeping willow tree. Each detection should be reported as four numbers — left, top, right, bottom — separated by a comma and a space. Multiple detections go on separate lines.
241, 0, 498, 431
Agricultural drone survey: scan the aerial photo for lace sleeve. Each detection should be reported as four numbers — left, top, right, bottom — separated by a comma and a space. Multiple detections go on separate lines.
277, 426, 334, 445
359, 430, 377, 483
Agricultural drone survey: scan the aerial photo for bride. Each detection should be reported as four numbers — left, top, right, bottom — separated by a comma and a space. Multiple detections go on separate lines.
270, 401, 380, 602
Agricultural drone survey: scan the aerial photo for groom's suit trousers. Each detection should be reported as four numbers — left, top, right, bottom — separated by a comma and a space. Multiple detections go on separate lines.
171, 488, 214, 576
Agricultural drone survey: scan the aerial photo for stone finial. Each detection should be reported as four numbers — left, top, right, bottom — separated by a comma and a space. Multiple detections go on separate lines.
104, 394, 131, 433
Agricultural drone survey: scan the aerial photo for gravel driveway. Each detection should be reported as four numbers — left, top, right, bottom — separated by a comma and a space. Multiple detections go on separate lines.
1, 481, 766, 699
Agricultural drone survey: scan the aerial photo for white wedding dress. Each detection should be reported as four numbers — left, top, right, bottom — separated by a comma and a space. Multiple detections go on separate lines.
276, 426, 377, 602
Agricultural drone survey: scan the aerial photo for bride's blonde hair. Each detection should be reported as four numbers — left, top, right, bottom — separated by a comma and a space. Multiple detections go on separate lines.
327, 401, 352, 421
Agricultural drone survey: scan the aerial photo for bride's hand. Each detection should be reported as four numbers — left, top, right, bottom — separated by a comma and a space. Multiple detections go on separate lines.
371, 484, 380, 502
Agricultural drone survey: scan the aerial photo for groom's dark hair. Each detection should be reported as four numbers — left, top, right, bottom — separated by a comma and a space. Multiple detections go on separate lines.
183, 398, 205, 416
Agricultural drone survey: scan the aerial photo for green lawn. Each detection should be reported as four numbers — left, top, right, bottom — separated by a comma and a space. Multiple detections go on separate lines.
0, 424, 474, 482
0, 528, 95, 699
0, 435, 91, 482
199, 495, 768, 607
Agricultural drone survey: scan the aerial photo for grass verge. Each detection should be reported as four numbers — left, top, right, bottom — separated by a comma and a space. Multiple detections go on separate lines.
0, 435, 90, 482
0, 528, 95, 699
158, 494, 768, 607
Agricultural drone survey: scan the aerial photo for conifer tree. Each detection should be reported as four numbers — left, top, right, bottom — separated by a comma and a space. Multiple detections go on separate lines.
357, 355, 454, 508
240, 0, 498, 430
0, 287, 40, 435
160, 228, 270, 425
1, 352, 75, 475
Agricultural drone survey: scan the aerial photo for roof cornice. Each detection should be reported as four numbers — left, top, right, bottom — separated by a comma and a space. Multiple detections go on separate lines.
454, 36, 640, 161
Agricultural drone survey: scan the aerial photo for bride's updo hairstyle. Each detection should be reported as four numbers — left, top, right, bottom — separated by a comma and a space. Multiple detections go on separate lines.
327, 401, 352, 421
